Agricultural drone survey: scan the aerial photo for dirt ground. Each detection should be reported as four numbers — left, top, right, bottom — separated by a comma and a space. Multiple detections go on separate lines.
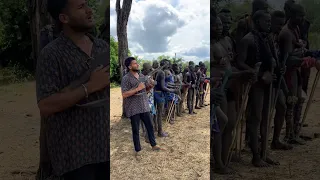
0, 69, 319, 180
214, 70, 320, 180
110, 88, 210, 180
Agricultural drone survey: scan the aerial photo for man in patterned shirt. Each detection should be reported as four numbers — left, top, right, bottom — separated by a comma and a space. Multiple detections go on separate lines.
121, 57, 162, 157
36, 0, 109, 179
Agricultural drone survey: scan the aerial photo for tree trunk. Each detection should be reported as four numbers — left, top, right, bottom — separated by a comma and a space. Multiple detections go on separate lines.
116, 0, 132, 118
28, 0, 52, 72
28, 1, 54, 179
116, 0, 132, 79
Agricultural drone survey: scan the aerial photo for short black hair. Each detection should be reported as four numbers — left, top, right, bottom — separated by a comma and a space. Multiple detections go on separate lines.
284, 0, 296, 19
47, 0, 69, 21
252, 10, 269, 23
290, 3, 305, 17
124, 57, 136, 69
271, 10, 285, 19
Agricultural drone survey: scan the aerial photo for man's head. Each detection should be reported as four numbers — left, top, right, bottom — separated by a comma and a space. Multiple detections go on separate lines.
142, 62, 152, 75
152, 60, 159, 69
200, 62, 205, 69
289, 4, 305, 27
189, 65, 195, 72
178, 64, 183, 73
252, 0, 269, 16
160, 59, 170, 69
252, 10, 271, 33
212, 16, 223, 38
189, 61, 195, 66
47, 0, 95, 32
284, 0, 296, 21
195, 65, 200, 72
218, 13, 232, 35
271, 10, 286, 33
125, 57, 139, 72
172, 63, 180, 74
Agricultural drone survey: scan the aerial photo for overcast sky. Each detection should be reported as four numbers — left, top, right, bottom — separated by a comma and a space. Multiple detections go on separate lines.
110, 0, 210, 63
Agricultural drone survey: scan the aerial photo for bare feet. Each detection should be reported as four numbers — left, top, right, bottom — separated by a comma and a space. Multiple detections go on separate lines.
286, 137, 306, 145
271, 141, 293, 150
252, 158, 270, 167
152, 145, 165, 151
265, 157, 280, 165
195, 106, 201, 109
135, 151, 141, 161
300, 135, 313, 141
158, 132, 169, 137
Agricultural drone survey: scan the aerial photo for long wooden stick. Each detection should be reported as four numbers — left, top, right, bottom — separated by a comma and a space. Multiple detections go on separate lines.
226, 62, 261, 166
166, 99, 175, 123
226, 83, 251, 165
298, 70, 320, 134
262, 63, 275, 161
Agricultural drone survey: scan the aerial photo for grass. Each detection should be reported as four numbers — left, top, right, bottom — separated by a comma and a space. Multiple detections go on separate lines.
0, 67, 33, 86
111, 82, 120, 88
309, 33, 320, 49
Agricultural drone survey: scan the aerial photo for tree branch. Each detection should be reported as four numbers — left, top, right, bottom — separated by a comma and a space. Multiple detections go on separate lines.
116, 0, 121, 16
121, 0, 133, 25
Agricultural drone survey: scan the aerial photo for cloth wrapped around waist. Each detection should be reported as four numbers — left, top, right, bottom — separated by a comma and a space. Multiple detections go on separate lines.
154, 91, 166, 103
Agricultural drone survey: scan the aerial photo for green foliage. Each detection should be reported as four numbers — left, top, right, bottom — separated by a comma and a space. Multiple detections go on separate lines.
0, 0, 105, 84
0, 65, 33, 86
300, 0, 320, 33
309, 33, 320, 49
0, 0, 32, 72
110, 35, 210, 82
110, 36, 121, 83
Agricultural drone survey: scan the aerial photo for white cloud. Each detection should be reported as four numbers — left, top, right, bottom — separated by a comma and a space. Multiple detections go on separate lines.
110, 0, 210, 63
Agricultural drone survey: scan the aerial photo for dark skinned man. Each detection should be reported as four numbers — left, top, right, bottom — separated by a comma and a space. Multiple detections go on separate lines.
237, 10, 280, 167
278, 4, 320, 145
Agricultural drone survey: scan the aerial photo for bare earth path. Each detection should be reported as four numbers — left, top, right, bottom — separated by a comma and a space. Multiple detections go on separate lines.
214, 70, 320, 180
110, 88, 210, 180
0, 75, 319, 179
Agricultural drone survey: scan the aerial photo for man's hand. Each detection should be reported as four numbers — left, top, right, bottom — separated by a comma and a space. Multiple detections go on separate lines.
212, 89, 223, 106
280, 66, 286, 75
136, 82, 146, 91
273, 74, 277, 82
291, 48, 305, 58
86, 66, 109, 94
242, 70, 257, 83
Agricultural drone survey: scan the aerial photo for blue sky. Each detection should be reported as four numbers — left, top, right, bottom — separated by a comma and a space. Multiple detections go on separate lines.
110, 0, 210, 63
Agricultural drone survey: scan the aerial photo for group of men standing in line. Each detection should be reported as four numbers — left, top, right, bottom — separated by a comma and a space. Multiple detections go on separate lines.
121, 57, 210, 157
211, 0, 320, 175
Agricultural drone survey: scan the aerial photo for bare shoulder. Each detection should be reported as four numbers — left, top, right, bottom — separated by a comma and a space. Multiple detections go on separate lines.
240, 33, 254, 45
279, 26, 292, 39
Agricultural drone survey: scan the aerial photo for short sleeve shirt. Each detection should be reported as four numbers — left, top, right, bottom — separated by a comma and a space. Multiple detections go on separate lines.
36, 33, 109, 176
121, 72, 150, 117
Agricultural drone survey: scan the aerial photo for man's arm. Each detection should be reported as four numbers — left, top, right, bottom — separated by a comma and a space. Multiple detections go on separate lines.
121, 76, 140, 99
122, 88, 140, 99
158, 71, 176, 93
36, 49, 93, 118
236, 36, 254, 71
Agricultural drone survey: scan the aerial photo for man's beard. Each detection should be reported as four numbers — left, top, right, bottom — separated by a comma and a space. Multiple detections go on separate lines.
70, 23, 95, 33
132, 69, 140, 72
